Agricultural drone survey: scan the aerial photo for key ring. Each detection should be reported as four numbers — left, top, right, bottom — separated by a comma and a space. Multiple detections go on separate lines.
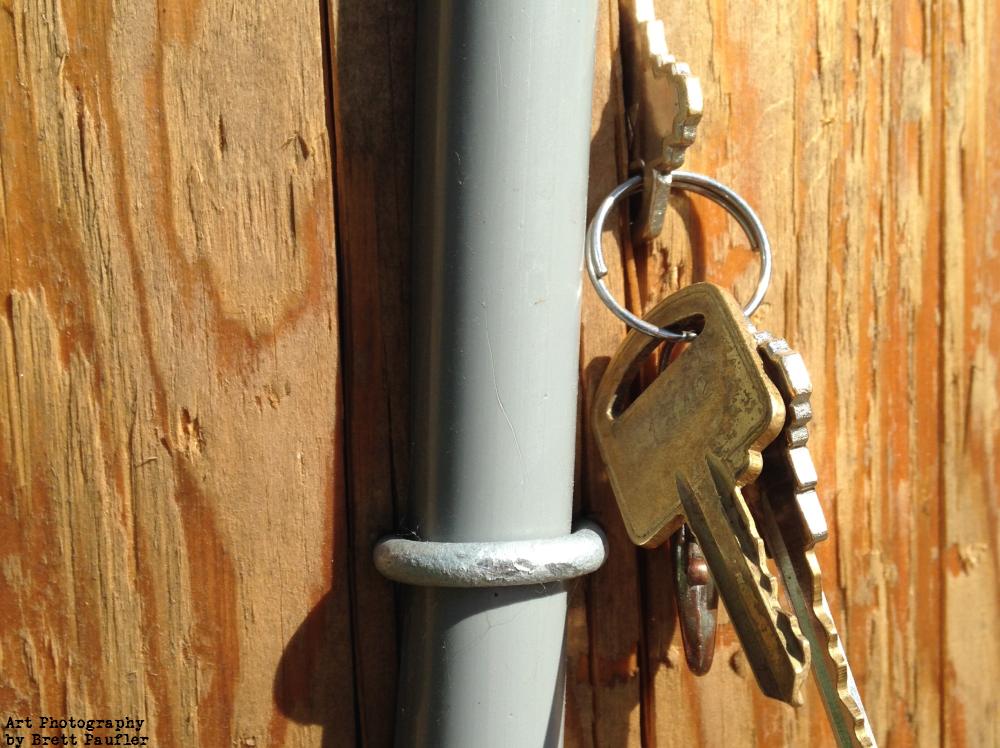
585, 171, 773, 341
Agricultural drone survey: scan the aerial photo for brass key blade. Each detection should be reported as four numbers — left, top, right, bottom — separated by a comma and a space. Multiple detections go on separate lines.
754, 498, 876, 747
751, 332, 878, 746
677, 455, 808, 705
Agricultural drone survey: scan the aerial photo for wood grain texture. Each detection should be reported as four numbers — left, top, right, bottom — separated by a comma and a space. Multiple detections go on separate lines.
568, 0, 999, 746
2, 0, 998, 746
0, 0, 355, 744
325, 2, 414, 746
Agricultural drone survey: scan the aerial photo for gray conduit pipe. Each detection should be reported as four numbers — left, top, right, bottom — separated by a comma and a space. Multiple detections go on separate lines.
378, 2, 602, 746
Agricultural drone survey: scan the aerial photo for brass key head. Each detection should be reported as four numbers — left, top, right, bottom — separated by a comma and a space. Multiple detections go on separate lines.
593, 283, 785, 548
592, 284, 808, 705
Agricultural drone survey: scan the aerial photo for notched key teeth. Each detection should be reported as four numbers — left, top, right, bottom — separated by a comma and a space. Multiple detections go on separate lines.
787, 425, 810, 449
787, 447, 818, 491
790, 401, 813, 427
704, 454, 810, 705
793, 490, 829, 547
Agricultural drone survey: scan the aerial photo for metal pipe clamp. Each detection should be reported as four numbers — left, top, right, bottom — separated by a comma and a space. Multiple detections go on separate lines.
374, 520, 609, 588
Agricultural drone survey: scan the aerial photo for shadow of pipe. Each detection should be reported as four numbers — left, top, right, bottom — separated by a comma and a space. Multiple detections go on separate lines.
272, 591, 359, 747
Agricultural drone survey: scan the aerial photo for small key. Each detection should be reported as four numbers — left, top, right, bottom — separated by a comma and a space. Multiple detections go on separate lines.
658, 344, 720, 677
593, 282, 809, 705
671, 524, 719, 675
747, 331, 878, 747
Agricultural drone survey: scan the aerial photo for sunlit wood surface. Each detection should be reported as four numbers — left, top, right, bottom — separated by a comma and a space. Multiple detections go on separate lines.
1, 0, 996, 746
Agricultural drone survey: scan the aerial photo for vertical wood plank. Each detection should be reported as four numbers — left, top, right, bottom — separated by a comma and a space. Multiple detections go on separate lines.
0, 1, 355, 744
572, 1, 997, 746
940, 0, 1000, 745
326, 1, 415, 745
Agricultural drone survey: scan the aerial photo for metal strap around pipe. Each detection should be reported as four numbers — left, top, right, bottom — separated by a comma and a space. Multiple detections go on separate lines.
374, 520, 608, 588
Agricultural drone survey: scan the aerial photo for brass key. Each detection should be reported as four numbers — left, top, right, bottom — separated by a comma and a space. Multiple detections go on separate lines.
620, 0, 703, 242
593, 282, 808, 705
747, 332, 878, 747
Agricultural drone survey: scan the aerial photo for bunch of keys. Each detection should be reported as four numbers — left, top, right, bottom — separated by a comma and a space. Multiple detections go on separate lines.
585, 6, 877, 746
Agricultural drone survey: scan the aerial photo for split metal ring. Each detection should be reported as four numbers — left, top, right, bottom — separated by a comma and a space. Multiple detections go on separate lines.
585, 171, 773, 341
